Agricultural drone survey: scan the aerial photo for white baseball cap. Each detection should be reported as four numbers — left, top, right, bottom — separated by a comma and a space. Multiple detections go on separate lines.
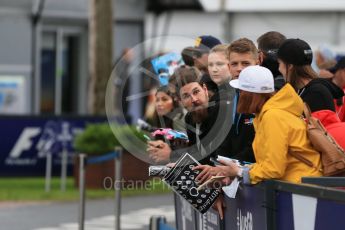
229, 65, 274, 93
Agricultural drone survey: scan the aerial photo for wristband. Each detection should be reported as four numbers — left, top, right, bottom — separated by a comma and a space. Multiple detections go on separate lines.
237, 167, 243, 178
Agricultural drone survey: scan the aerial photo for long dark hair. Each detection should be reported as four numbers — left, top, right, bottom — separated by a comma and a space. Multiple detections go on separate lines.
156, 86, 179, 108
153, 86, 182, 128
285, 64, 317, 90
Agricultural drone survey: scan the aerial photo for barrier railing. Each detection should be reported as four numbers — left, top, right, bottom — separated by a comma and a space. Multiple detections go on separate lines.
78, 147, 123, 230
170, 178, 345, 230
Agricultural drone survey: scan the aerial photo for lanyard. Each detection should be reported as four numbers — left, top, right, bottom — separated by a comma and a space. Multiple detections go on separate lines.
232, 90, 239, 124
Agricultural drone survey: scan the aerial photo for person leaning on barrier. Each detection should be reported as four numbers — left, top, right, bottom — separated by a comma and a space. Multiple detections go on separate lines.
147, 66, 210, 164
277, 39, 345, 150
194, 66, 322, 185
151, 86, 186, 133
147, 66, 233, 165
225, 38, 259, 163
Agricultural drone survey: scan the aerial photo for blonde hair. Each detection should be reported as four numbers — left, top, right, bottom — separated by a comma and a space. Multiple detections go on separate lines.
210, 44, 229, 58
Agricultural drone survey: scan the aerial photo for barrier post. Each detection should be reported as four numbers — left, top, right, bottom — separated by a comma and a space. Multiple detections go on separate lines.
114, 147, 123, 230
78, 154, 86, 230
60, 147, 68, 192
45, 153, 52, 192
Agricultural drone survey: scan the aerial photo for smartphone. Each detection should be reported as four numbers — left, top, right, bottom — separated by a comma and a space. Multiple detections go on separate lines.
216, 155, 252, 166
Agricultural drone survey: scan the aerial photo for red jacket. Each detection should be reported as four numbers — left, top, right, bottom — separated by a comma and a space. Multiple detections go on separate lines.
312, 110, 345, 150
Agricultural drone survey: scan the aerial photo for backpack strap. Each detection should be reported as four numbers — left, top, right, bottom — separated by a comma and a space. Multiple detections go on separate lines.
303, 103, 312, 121
290, 103, 324, 172
288, 149, 322, 172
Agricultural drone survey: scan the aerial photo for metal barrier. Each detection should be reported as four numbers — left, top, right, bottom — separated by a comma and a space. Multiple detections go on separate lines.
78, 147, 123, 230
149, 216, 176, 230
171, 178, 345, 230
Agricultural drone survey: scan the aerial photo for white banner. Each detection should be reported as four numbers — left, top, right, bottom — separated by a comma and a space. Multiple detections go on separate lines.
0, 75, 26, 114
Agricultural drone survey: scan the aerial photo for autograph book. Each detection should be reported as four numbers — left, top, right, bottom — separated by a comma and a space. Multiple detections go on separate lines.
163, 153, 220, 214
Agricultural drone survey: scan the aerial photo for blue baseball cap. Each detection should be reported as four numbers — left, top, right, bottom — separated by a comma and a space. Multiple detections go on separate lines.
192, 35, 221, 53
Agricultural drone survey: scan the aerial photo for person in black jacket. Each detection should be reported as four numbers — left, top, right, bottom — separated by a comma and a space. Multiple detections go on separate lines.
225, 38, 260, 163
147, 66, 234, 165
277, 38, 344, 113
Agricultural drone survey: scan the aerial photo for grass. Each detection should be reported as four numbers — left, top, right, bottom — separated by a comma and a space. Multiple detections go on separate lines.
0, 177, 171, 201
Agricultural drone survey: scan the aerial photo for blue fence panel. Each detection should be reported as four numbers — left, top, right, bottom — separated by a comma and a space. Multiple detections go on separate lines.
0, 115, 106, 176
315, 197, 345, 230
174, 179, 345, 230
224, 185, 267, 230
276, 191, 294, 230
276, 188, 345, 230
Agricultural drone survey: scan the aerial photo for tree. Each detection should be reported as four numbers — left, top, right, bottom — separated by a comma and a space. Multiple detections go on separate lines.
88, 0, 113, 114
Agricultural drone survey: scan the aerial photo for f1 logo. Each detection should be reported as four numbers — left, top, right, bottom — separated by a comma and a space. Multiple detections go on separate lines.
9, 127, 41, 158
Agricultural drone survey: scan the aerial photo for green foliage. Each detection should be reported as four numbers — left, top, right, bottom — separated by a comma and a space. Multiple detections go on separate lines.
118, 125, 147, 144
73, 123, 146, 155
74, 123, 119, 155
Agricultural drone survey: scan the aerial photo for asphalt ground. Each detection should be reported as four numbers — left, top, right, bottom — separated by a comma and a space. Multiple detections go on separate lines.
0, 193, 175, 230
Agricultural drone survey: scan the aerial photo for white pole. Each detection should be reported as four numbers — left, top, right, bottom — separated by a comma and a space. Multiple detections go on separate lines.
58, 122, 72, 192
45, 153, 52, 192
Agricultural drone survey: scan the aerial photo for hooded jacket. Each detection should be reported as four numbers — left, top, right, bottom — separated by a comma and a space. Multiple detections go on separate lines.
312, 110, 345, 150
249, 84, 322, 184
298, 78, 344, 112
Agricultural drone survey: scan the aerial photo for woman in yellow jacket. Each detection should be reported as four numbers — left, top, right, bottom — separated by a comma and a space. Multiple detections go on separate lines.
195, 65, 322, 185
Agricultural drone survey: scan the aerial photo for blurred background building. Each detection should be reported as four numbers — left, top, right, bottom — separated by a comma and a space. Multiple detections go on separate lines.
0, 0, 344, 116
0, 0, 145, 116
147, 0, 345, 54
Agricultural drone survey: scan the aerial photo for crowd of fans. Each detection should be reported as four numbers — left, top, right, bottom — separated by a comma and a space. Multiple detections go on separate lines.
143, 31, 345, 217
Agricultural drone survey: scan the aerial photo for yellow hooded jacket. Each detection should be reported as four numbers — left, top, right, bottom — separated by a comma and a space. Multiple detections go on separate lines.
249, 84, 322, 184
